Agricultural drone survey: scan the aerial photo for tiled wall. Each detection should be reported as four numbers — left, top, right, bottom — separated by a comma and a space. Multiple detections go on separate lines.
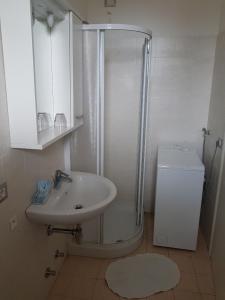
0, 18, 66, 300
86, 0, 220, 211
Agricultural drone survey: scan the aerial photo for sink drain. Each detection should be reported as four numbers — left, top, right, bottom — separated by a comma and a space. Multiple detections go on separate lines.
74, 204, 83, 210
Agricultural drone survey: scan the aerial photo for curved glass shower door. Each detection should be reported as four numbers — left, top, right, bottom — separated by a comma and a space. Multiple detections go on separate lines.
103, 31, 145, 243
71, 27, 151, 246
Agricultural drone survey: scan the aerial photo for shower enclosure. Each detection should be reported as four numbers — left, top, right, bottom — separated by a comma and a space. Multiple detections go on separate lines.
70, 24, 152, 256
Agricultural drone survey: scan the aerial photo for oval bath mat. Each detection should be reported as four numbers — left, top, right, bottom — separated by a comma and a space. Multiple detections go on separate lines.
105, 253, 180, 298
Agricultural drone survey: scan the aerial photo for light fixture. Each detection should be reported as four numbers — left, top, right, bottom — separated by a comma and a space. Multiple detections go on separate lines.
104, 0, 116, 8
47, 13, 55, 28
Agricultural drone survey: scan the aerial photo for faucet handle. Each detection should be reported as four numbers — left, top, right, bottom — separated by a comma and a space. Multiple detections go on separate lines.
55, 169, 69, 177
55, 170, 70, 178
61, 171, 70, 178
53, 170, 72, 188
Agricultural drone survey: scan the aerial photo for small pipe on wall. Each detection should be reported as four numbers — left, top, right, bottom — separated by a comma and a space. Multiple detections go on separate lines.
209, 131, 225, 255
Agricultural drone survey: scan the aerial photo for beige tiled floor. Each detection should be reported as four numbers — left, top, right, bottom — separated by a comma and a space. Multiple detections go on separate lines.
48, 213, 216, 300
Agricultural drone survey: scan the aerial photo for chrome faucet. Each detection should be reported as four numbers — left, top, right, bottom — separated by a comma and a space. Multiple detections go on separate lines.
53, 170, 72, 189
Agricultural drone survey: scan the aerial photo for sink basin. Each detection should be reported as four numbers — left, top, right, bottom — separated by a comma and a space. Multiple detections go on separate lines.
26, 172, 117, 225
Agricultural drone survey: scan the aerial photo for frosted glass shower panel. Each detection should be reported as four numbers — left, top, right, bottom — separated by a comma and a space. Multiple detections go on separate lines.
103, 31, 144, 243
70, 29, 149, 245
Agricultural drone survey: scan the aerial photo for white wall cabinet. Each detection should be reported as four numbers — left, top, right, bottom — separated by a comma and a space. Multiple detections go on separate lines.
0, 0, 83, 150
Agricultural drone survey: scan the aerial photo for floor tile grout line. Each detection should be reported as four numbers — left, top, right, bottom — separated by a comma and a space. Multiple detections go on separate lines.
47, 213, 216, 300
195, 272, 216, 296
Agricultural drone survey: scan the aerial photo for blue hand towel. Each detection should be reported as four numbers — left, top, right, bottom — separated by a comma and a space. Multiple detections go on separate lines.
31, 180, 53, 205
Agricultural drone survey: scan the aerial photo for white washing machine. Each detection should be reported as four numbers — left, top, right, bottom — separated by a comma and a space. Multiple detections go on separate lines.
153, 144, 205, 250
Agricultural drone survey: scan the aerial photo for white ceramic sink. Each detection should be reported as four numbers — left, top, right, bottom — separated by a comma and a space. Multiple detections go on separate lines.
26, 172, 117, 225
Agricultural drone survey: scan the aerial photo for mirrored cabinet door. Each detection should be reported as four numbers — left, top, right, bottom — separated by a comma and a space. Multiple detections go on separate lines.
33, 18, 54, 131
33, 14, 71, 132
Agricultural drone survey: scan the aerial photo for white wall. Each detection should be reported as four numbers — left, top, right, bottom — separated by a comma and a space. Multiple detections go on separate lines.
67, 0, 87, 20
202, 1, 225, 299
87, 0, 220, 36
0, 24, 67, 300
201, 28, 225, 246
86, 0, 221, 211
211, 154, 225, 300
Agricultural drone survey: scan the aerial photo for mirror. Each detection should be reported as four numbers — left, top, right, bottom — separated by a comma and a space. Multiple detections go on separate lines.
32, 15, 71, 132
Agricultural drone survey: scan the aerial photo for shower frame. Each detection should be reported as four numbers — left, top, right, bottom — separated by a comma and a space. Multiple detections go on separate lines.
73, 24, 152, 255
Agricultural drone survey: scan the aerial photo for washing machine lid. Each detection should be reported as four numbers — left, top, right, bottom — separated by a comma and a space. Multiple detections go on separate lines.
158, 144, 204, 171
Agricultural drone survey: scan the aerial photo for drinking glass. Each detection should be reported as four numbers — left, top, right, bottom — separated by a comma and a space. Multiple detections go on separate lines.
37, 112, 49, 132
54, 113, 67, 130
